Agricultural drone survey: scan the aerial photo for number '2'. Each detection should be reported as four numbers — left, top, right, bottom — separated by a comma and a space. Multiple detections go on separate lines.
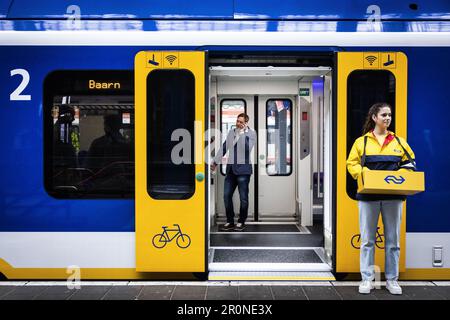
10, 68, 31, 101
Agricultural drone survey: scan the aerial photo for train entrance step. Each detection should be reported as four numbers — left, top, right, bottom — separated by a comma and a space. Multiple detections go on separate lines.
208, 271, 335, 281
213, 249, 323, 263
211, 223, 309, 234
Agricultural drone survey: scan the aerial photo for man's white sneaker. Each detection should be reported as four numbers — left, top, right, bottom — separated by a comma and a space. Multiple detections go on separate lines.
234, 223, 246, 231
358, 280, 375, 294
386, 280, 402, 295
220, 223, 235, 231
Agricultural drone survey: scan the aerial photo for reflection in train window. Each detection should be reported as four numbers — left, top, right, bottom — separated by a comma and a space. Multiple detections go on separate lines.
220, 99, 246, 175
266, 99, 292, 176
346, 70, 396, 200
44, 71, 134, 198
49, 97, 134, 197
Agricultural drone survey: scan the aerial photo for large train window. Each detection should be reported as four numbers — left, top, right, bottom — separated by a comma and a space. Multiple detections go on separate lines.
147, 69, 195, 200
220, 99, 246, 175
44, 71, 134, 199
266, 99, 292, 176
346, 70, 396, 199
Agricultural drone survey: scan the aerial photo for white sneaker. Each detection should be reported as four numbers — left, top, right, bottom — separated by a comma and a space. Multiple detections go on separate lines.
220, 223, 235, 231
358, 280, 375, 294
234, 223, 245, 231
386, 280, 402, 295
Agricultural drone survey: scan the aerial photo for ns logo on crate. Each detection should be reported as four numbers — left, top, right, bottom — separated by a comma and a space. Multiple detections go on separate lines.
384, 175, 405, 185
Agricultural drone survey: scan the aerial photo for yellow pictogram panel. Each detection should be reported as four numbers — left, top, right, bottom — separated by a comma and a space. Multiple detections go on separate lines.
135, 51, 206, 273
337, 52, 408, 273
381, 52, 397, 69
146, 52, 162, 68
363, 52, 380, 68
163, 52, 179, 68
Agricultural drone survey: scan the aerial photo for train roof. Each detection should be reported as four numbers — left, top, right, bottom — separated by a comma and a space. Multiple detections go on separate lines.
1, 0, 450, 20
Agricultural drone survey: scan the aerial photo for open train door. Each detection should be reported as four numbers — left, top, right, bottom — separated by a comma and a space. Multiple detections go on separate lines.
336, 52, 408, 275
134, 51, 207, 273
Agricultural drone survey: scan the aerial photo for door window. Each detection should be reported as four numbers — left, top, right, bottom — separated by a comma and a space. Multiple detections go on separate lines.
266, 99, 292, 176
346, 70, 396, 199
219, 99, 246, 175
147, 69, 195, 200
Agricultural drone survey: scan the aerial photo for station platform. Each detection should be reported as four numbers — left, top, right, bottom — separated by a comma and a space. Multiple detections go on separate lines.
0, 281, 449, 300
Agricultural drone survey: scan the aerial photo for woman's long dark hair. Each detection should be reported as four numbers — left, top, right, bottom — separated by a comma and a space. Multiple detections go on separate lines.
362, 102, 392, 134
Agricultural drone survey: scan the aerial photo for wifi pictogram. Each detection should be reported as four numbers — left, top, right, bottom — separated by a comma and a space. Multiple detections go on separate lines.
365, 55, 377, 66
165, 55, 177, 65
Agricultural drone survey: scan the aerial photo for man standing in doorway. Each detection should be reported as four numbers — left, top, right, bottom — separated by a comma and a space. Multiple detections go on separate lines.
210, 113, 257, 231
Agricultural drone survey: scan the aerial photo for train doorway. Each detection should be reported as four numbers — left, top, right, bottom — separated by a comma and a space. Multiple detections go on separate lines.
208, 67, 334, 280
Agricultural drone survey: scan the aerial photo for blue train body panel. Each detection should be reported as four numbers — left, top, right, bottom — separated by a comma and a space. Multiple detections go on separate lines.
0, 0, 9, 17
0, 46, 143, 232
6, 0, 450, 20
0, 44, 449, 233
7, 0, 234, 19
235, 0, 450, 20
404, 47, 450, 232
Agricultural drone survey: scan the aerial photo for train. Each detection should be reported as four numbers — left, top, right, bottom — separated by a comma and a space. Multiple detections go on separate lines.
0, 0, 449, 281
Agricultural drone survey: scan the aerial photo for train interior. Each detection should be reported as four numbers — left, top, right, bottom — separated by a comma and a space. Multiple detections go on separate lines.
208, 65, 334, 280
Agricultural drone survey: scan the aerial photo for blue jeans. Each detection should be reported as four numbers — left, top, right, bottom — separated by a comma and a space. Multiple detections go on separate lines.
358, 200, 402, 281
224, 172, 250, 224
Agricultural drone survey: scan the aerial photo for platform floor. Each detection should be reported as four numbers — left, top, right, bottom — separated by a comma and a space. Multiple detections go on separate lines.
0, 281, 449, 300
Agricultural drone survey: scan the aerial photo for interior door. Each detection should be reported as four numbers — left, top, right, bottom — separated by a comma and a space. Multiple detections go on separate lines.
216, 96, 255, 220
135, 51, 206, 272
258, 96, 296, 219
336, 52, 408, 273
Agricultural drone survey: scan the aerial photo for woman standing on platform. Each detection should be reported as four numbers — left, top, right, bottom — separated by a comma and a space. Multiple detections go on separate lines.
347, 102, 417, 295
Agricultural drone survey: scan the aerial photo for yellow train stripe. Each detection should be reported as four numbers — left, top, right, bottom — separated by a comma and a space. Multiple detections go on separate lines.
2, 259, 449, 280
0, 259, 196, 280
400, 269, 450, 280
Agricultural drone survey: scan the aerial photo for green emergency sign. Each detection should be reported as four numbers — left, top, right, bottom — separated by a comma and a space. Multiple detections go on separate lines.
299, 88, 310, 96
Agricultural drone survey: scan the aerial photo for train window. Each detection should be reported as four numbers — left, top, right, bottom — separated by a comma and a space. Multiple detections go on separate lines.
44, 71, 134, 199
219, 99, 246, 175
147, 69, 195, 200
266, 99, 292, 176
346, 70, 396, 200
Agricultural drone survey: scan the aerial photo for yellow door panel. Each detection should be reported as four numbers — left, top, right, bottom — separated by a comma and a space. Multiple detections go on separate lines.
337, 52, 408, 273
135, 51, 206, 272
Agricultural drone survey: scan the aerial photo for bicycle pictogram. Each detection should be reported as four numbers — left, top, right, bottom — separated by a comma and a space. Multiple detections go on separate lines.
351, 227, 385, 249
152, 224, 191, 249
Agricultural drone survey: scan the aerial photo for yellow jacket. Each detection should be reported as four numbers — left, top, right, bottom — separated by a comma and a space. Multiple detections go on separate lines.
347, 131, 416, 180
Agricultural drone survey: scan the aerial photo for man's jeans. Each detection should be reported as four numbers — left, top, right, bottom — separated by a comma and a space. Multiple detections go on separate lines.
224, 172, 250, 224
358, 200, 403, 281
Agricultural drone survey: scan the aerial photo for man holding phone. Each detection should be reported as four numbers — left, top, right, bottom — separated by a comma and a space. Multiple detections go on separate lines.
210, 113, 257, 231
